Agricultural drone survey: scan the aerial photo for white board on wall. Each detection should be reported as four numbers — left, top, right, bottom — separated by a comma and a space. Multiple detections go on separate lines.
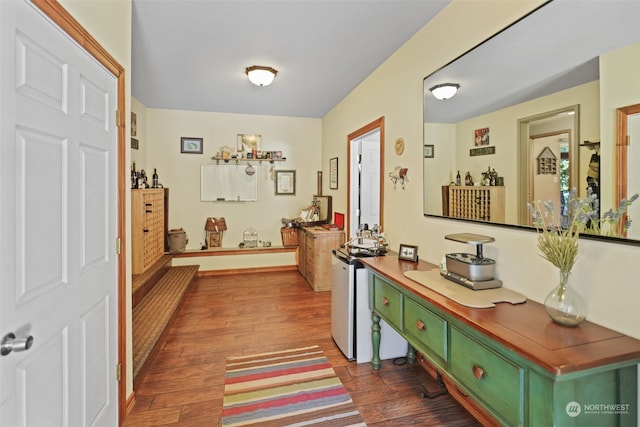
200, 164, 258, 201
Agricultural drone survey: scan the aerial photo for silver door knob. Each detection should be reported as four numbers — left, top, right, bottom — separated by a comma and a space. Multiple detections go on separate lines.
1, 332, 34, 356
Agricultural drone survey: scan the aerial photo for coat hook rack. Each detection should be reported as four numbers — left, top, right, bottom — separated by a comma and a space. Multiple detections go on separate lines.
580, 141, 600, 154
389, 166, 408, 190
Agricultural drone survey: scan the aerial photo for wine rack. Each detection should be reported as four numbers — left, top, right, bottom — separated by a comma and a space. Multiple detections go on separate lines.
448, 186, 505, 223
132, 189, 165, 274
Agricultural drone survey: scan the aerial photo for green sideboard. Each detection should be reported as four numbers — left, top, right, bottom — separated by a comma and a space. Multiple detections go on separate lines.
360, 256, 640, 427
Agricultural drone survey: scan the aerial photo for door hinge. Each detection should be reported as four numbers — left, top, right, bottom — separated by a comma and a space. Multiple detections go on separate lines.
115, 237, 121, 255
116, 110, 126, 127
116, 363, 122, 381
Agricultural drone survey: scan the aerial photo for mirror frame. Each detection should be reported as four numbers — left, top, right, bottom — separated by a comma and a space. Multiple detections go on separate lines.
422, 1, 640, 247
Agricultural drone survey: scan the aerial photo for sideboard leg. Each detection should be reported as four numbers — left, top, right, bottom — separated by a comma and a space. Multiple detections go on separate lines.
371, 312, 381, 370
407, 344, 416, 364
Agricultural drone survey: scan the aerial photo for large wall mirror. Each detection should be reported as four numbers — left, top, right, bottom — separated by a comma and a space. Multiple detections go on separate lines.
423, 0, 640, 245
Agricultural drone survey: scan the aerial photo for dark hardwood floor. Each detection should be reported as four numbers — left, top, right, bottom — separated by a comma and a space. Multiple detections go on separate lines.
123, 270, 482, 426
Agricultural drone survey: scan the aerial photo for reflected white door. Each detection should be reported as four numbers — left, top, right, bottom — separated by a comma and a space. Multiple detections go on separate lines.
531, 133, 568, 225
360, 131, 381, 227
349, 129, 380, 237
0, 1, 118, 426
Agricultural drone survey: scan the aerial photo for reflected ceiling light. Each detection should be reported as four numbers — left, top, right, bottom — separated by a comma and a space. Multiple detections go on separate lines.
429, 83, 460, 100
246, 65, 278, 87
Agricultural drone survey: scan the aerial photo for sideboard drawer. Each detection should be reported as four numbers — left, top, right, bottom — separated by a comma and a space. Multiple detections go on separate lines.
372, 276, 403, 330
404, 297, 447, 362
450, 326, 523, 426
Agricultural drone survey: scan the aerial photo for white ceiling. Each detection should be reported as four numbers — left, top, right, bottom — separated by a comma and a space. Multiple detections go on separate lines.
131, 0, 451, 118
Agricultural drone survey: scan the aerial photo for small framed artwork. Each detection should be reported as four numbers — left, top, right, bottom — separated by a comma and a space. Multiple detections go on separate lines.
424, 145, 434, 158
131, 137, 139, 150
275, 170, 296, 195
131, 112, 137, 136
181, 137, 203, 154
237, 134, 261, 153
329, 157, 338, 189
474, 127, 490, 146
398, 244, 419, 262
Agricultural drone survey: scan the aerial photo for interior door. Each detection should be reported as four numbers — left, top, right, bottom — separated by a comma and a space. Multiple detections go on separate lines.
349, 129, 381, 237
359, 131, 381, 228
0, 1, 118, 425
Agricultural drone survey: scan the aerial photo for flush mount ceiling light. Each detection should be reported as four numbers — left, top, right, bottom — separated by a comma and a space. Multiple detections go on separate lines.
429, 83, 460, 100
246, 65, 278, 87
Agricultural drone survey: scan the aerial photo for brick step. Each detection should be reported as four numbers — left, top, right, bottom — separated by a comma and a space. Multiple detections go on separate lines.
132, 264, 199, 381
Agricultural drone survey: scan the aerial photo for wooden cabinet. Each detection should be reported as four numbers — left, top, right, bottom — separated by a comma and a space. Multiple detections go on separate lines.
297, 227, 344, 291
132, 189, 165, 274
447, 185, 505, 222
364, 256, 640, 427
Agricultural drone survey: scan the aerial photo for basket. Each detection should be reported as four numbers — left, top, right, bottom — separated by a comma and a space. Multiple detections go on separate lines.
280, 227, 298, 247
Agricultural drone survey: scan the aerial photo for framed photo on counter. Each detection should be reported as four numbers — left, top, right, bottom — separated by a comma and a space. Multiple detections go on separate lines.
398, 244, 419, 262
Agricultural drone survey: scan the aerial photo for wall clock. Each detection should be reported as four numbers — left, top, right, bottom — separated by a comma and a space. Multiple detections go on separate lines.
395, 137, 405, 155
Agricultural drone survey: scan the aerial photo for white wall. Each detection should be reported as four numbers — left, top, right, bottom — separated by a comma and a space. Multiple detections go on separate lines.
600, 40, 640, 225
322, 0, 640, 340
145, 108, 322, 249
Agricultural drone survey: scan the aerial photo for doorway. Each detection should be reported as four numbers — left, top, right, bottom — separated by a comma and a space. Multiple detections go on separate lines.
517, 106, 579, 225
347, 117, 384, 239
530, 132, 571, 226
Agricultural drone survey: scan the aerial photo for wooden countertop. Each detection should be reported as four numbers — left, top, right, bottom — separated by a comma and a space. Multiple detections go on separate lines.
360, 255, 640, 376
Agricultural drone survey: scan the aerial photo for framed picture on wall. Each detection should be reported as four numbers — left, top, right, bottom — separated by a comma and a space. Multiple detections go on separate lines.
329, 157, 338, 189
275, 170, 296, 195
237, 134, 261, 153
424, 145, 434, 158
131, 112, 137, 136
181, 137, 203, 154
474, 127, 490, 146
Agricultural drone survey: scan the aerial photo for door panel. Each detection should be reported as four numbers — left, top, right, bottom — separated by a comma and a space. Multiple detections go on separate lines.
1, 1, 118, 426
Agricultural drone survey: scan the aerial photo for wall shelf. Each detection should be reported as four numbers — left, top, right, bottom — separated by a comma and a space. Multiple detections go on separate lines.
172, 245, 296, 258
210, 157, 286, 165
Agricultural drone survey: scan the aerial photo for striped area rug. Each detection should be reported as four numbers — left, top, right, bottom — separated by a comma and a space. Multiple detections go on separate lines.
221, 345, 367, 426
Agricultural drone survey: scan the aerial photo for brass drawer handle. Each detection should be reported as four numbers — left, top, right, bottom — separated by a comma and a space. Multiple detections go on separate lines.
472, 364, 485, 380
416, 320, 425, 331
382, 297, 389, 306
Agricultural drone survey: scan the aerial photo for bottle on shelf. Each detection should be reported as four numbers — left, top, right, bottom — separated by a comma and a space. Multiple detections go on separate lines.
152, 168, 159, 188
131, 162, 138, 189
456, 170, 461, 186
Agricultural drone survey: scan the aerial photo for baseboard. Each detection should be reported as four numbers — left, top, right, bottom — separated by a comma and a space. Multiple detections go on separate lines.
197, 264, 298, 277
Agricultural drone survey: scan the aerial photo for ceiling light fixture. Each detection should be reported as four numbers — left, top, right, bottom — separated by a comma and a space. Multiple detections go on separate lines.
246, 65, 278, 87
429, 83, 460, 100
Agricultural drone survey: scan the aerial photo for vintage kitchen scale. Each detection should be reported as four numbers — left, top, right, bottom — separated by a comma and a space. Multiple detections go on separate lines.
441, 233, 502, 290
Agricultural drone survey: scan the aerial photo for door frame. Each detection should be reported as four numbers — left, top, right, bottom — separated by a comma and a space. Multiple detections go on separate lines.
31, 0, 128, 423
615, 103, 640, 237
346, 117, 385, 238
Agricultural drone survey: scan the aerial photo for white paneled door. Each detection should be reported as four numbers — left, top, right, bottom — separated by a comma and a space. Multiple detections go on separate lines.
0, 1, 118, 426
